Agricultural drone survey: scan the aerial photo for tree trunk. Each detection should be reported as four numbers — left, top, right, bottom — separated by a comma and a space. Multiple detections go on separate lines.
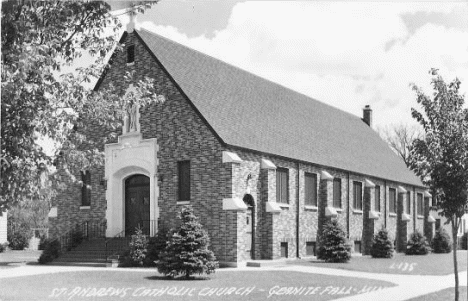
451, 219, 459, 301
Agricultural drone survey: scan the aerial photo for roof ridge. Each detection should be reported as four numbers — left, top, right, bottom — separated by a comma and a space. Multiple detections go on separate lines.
136, 28, 363, 123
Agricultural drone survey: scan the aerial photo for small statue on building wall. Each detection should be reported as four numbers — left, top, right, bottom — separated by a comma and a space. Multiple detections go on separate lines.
123, 86, 139, 134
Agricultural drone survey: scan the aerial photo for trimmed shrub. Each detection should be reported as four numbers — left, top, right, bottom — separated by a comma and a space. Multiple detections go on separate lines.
7, 229, 30, 250
317, 219, 352, 263
370, 228, 394, 258
461, 232, 468, 250
431, 228, 452, 253
157, 206, 218, 278
144, 227, 168, 267
38, 239, 61, 264
406, 231, 430, 255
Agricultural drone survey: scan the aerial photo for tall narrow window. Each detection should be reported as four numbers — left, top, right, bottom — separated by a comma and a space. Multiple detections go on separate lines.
333, 178, 342, 208
178, 161, 191, 201
81, 170, 91, 206
304, 173, 317, 206
406, 191, 411, 214
375, 185, 381, 212
353, 181, 362, 210
389, 188, 396, 213
276, 168, 289, 204
417, 193, 423, 216
127, 45, 135, 64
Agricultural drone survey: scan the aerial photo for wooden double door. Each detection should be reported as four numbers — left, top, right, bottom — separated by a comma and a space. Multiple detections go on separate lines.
125, 174, 150, 236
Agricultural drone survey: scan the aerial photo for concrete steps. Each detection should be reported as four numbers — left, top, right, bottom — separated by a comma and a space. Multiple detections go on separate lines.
51, 237, 131, 267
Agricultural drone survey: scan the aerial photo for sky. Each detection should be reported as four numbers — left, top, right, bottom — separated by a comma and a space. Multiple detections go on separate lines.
112, 0, 468, 130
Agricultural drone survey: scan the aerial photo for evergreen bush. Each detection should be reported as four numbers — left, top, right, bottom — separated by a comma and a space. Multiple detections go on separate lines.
406, 231, 430, 255
157, 206, 218, 278
144, 227, 168, 267
38, 239, 61, 264
370, 228, 394, 258
431, 228, 452, 253
118, 226, 148, 267
130, 227, 148, 266
317, 219, 351, 263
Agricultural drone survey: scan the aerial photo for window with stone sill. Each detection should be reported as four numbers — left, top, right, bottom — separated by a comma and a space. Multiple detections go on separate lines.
375, 185, 381, 212
333, 178, 342, 208
276, 168, 289, 204
406, 191, 411, 214
417, 193, 423, 216
80, 170, 91, 207
304, 172, 317, 206
389, 188, 396, 213
178, 160, 191, 202
127, 44, 135, 64
353, 181, 362, 210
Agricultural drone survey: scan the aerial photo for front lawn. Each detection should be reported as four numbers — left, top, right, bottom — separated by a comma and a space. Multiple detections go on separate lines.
290, 251, 467, 275
0, 269, 395, 301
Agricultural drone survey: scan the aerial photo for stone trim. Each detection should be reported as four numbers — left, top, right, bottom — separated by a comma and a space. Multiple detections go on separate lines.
397, 186, 407, 193
364, 179, 375, 187
79, 206, 91, 210
222, 198, 248, 211
176, 201, 190, 205
260, 159, 276, 169
320, 170, 333, 180
222, 151, 242, 164
265, 202, 282, 213
48, 207, 58, 218
304, 205, 318, 211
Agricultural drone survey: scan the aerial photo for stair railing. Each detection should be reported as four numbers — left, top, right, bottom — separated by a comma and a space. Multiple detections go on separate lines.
105, 229, 127, 263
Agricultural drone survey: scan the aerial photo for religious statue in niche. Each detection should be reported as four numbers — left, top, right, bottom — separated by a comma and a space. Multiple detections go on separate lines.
126, 95, 138, 132
123, 85, 139, 134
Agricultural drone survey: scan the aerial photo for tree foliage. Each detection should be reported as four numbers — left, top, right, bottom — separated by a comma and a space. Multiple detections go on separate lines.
378, 124, 422, 168
1, 1, 159, 211
157, 206, 218, 279
410, 69, 468, 300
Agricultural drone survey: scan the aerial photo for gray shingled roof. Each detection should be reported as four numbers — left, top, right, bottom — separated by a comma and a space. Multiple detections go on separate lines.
136, 29, 423, 187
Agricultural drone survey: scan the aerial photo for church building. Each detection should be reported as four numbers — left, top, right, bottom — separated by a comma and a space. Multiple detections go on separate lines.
48, 25, 439, 266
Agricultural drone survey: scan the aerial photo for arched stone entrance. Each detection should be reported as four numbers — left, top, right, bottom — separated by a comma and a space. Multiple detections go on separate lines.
243, 194, 255, 260
125, 174, 150, 236
104, 131, 159, 237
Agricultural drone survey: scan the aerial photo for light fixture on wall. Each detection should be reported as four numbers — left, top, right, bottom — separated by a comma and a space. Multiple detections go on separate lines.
100, 177, 107, 188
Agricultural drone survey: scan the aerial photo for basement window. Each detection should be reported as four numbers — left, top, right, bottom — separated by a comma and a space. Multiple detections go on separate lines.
306, 241, 316, 256
127, 45, 135, 64
280, 242, 288, 258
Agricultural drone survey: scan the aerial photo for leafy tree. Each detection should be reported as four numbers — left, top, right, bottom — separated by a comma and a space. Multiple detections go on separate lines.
157, 206, 218, 279
431, 227, 452, 253
378, 124, 422, 168
370, 228, 394, 258
405, 231, 430, 255
1, 0, 160, 212
317, 219, 351, 263
410, 69, 468, 300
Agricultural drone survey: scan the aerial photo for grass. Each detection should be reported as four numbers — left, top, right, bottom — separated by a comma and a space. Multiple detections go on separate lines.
406, 286, 467, 301
289, 251, 467, 275
0, 269, 395, 301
